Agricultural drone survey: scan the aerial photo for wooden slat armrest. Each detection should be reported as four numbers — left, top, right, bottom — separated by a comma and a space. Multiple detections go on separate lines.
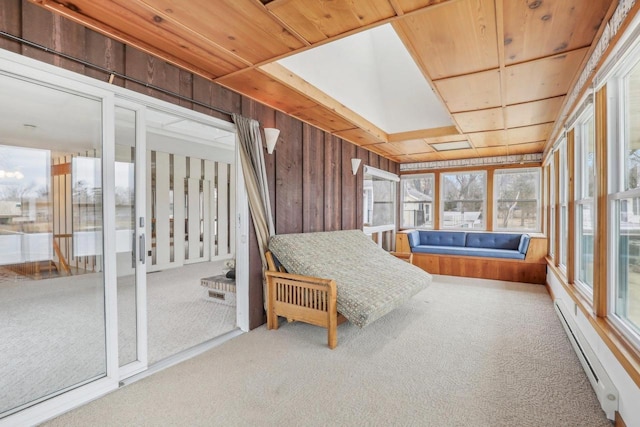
264, 254, 341, 349
265, 269, 335, 288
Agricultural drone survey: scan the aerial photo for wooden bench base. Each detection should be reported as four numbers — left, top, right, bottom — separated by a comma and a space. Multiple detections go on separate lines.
411, 252, 547, 284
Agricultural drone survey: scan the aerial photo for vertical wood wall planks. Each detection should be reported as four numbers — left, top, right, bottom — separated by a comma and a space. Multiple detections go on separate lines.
356, 146, 368, 230
124, 49, 181, 104
324, 133, 342, 231
194, 74, 241, 120
20, 1, 65, 67
379, 156, 389, 172
0, 0, 21, 53
84, 31, 125, 86
179, 70, 194, 110
303, 123, 325, 232
368, 151, 380, 169
275, 111, 303, 234
20, 2, 86, 74
341, 139, 357, 230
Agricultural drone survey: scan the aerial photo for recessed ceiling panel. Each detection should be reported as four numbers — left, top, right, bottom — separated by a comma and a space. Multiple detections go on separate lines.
431, 140, 471, 151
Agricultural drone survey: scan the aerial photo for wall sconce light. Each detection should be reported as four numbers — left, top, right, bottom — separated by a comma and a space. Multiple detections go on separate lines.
264, 128, 280, 154
351, 158, 361, 175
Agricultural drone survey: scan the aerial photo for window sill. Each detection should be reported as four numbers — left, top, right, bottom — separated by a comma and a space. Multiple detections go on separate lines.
547, 260, 640, 388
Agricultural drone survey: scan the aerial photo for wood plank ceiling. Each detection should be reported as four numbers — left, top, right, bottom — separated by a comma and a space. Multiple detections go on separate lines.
29, 0, 615, 163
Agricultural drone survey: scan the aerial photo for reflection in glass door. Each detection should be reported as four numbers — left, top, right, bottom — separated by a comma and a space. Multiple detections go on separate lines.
115, 106, 146, 370
0, 73, 106, 416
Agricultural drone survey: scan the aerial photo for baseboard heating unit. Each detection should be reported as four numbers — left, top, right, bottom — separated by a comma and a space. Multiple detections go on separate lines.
553, 299, 618, 420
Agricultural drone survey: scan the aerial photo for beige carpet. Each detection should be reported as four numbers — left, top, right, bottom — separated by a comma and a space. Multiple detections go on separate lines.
1, 261, 236, 414
42, 276, 611, 427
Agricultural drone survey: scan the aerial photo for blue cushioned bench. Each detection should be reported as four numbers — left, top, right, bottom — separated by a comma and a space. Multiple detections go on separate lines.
406, 230, 530, 260
397, 230, 547, 284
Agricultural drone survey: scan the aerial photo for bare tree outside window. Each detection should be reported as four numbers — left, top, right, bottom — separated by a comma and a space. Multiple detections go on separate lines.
494, 168, 540, 231
441, 171, 486, 229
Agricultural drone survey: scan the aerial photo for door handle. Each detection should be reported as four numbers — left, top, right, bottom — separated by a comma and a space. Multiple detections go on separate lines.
139, 233, 146, 264
132, 232, 136, 268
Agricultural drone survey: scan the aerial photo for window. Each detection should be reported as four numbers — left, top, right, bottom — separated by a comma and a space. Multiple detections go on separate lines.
363, 166, 398, 251
549, 160, 556, 258
401, 174, 434, 229
363, 167, 397, 228
440, 171, 486, 229
575, 109, 595, 292
558, 139, 569, 270
610, 57, 640, 344
494, 168, 540, 231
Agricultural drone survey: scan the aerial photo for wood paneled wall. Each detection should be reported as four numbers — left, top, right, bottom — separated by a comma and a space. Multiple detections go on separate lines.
0, 0, 399, 329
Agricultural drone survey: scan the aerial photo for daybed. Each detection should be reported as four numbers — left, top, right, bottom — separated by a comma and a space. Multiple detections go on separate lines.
265, 229, 432, 349
396, 230, 547, 284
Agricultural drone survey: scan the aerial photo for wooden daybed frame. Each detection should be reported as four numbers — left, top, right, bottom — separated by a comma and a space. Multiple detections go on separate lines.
265, 251, 347, 349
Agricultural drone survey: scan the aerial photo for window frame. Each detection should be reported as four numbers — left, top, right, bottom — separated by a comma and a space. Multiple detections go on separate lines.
549, 155, 556, 258
400, 173, 435, 230
439, 170, 487, 230
607, 50, 640, 349
362, 166, 399, 250
492, 167, 541, 232
558, 138, 569, 273
574, 107, 596, 296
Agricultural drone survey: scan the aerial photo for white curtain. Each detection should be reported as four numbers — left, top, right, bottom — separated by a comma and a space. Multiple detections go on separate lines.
232, 114, 275, 270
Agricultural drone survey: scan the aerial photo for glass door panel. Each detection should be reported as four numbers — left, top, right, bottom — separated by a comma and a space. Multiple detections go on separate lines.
0, 73, 105, 415
115, 107, 138, 367
145, 107, 237, 364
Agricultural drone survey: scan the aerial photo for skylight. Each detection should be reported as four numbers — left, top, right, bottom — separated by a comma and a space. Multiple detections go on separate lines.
431, 141, 471, 151
277, 24, 452, 135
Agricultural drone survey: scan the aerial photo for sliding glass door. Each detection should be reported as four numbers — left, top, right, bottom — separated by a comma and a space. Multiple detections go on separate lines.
0, 72, 107, 416
0, 50, 247, 425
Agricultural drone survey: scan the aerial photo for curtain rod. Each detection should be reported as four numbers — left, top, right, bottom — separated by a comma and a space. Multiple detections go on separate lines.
0, 30, 234, 120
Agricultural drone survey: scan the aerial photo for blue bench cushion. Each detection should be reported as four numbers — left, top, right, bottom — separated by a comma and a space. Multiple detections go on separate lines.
407, 230, 421, 249
465, 232, 521, 250
518, 234, 531, 255
419, 231, 466, 247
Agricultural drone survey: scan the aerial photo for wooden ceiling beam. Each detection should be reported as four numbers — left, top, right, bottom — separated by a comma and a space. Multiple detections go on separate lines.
253, 0, 312, 47
494, 0, 508, 136
259, 62, 388, 142
387, 0, 405, 16
388, 126, 459, 142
